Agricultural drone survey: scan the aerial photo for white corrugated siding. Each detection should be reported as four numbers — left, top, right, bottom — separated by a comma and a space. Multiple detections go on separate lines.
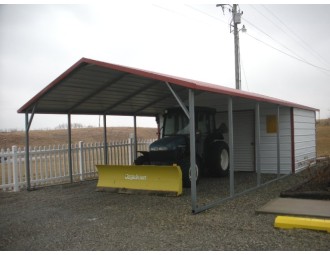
293, 108, 316, 172
233, 111, 255, 171
259, 106, 292, 174
216, 111, 255, 172
215, 106, 316, 175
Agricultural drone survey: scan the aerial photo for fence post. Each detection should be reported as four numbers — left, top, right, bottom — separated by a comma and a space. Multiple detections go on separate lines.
129, 134, 136, 165
12, 146, 19, 192
79, 141, 84, 181
1, 149, 5, 189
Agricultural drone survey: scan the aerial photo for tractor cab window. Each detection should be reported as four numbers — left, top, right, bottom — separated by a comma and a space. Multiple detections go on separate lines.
197, 112, 207, 134
164, 109, 216, 136
163, 112, 189, 136
197, 112, 215, 135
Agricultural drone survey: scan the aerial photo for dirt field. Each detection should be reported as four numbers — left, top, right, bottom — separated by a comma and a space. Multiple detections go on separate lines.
0, 127, 158, 148
1, 122, 329, 156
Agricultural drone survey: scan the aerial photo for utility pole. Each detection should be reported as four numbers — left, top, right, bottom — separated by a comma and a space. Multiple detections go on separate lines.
233, 4, 241, 90
217, 4, 246, 90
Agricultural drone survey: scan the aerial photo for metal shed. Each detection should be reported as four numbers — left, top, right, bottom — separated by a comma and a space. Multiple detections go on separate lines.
18, 57, 318, 213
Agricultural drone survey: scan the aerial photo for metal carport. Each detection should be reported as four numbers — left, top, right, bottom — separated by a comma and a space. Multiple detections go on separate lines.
18, 57, 317, 213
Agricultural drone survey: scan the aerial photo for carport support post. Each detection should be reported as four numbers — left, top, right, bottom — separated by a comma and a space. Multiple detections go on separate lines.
68, 114, 73, 183
133, 116, 137, 161
228, 97, 234, 197
25, 113, 31, 190
25, 105, 36, 191
277, 106, 281, 177
103, 115, 108, 164
189, 89, 197, 212
255, 103, 261, 186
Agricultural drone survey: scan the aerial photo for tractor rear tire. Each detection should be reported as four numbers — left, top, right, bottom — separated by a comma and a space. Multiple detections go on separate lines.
178, 157, 200, 188
209, 142, 230, 177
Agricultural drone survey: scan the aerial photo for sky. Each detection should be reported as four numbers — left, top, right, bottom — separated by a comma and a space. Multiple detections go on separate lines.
0, 1, 330, 131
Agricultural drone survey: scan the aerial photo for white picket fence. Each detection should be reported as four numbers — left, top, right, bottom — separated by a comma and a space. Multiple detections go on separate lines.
0, 138, 155, 191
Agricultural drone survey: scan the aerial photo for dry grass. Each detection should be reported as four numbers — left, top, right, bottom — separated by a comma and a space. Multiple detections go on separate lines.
0, 121, 329, 157
316, 124, 330, 156
0, 127, 157, 149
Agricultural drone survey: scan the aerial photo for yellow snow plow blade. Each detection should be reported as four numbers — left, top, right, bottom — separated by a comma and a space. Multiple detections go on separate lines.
96, 165, 182, 196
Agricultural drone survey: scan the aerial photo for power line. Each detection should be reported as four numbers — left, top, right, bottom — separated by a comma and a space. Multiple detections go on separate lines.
245, 32, 330, 74
249, 5, 293, 39
261, 4, 330, 68
239, 42, 249, 91
154, 4, 330, 77
241, 17, 310, 63
241, 14, 330, 75
186, 4, 330, 75
185, 4, 228, 25
153, 4, 226, 31
249, 4, 313, 64
153, 4, 191, 20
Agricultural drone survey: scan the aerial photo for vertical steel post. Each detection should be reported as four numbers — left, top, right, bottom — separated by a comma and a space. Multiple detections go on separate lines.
68, 114, 73, 183
24, 105, 36, 190
277, 106, 281, 177
25, 112, 31, 190
228, 97, 234, 196
103, 114, 108, 164
255, 103, 261, 186
189, 89, 197, 212
133, 116, 138, 161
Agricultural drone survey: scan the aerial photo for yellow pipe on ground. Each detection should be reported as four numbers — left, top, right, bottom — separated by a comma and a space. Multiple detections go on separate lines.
96, 165, 182, 196
274, 216, 330, 233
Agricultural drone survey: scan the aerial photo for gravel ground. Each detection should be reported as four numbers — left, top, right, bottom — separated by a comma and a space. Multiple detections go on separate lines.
0, 171, 329, 251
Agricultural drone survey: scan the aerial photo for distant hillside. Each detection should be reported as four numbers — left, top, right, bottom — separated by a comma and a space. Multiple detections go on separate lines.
0, 127, 158, 149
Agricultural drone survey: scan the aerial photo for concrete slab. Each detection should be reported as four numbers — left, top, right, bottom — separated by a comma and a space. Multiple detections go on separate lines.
256, 198, 330, 218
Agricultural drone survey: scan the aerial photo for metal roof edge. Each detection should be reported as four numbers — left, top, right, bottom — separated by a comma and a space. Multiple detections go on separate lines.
81, 58, 196, 88
89, 58, 317, 112
191, 80, 319, 112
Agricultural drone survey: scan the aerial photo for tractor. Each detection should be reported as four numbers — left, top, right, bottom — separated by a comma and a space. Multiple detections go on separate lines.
135, 107, 230, 187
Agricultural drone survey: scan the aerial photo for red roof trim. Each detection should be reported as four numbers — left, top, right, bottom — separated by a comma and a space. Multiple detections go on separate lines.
17, 57, 318, 113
